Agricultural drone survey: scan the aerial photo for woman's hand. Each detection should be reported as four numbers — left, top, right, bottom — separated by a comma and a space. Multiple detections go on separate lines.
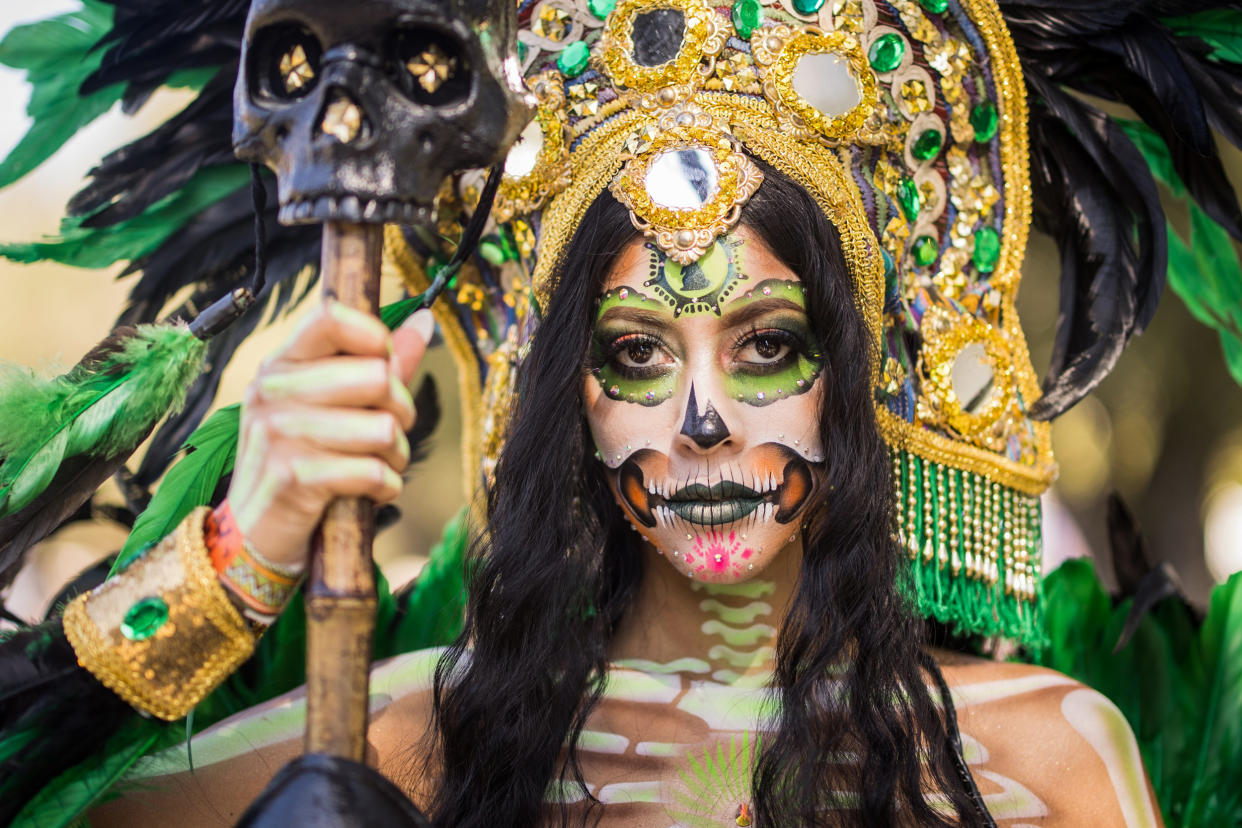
227, 301, 435, 569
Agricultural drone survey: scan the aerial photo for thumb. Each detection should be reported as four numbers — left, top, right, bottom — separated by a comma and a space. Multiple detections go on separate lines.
392, 308, 434, 386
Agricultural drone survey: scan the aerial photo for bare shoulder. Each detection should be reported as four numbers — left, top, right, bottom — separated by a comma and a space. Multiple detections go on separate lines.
88, 647, 445, 828
932, 649, 1164, 827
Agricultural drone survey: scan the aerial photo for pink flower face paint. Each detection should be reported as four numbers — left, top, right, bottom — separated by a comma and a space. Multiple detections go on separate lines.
584, 229, 826, 583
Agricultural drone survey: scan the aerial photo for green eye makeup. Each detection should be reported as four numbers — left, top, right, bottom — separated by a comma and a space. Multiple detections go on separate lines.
591, 287, 678, 406
590, 278, 822, 407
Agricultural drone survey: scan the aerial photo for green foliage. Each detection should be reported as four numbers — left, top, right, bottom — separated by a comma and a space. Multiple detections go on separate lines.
1, 163, 248, 269
1036, 559, 1242, 826
112, 405, 240, 574
1163, 10, 1242, 65
1117, 119, 1242, 386
0, 325, 206, 517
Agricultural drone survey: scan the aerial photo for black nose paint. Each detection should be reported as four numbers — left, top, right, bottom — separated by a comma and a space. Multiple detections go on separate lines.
680, 384, 730, 449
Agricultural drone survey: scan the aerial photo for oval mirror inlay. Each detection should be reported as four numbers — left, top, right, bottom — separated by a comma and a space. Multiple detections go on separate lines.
792, 51, 861, 117
504, 118, 544, 178
645, 147, 720, 210
631, 8, 685, 67
950, 341, 995, 414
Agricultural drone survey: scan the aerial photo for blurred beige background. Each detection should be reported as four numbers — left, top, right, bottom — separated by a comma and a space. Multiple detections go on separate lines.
1, 4, 1241, 621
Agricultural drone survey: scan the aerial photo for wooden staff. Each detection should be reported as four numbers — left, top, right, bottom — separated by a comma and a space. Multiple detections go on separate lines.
304, 221, 384, 759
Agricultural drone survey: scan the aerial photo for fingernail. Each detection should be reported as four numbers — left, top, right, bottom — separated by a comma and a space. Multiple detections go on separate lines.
329, 302, 388, 335
402, 308, 435, 343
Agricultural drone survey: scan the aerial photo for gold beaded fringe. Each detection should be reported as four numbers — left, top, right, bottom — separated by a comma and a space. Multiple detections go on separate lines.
891, 447, 1045, 648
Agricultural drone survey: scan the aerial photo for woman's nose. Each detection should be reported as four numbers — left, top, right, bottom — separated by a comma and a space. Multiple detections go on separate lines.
678, 383, 731, 450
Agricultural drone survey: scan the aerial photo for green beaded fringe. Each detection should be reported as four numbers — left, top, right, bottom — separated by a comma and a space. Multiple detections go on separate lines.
891, 448, 1046, 650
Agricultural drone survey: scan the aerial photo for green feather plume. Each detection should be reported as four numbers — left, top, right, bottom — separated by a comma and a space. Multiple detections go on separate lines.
0, 163, 247, 269
112, 404, 239, 575
0, 324, 207, 581
1118, 119, 1242, 387
0, 1, 217, 196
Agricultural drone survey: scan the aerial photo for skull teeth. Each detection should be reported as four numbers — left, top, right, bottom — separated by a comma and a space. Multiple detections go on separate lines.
277, 197, 432, 226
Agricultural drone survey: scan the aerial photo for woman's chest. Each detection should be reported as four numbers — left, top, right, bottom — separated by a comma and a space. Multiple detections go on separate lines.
546, 667, 769, 827
541, 665, 1061, 827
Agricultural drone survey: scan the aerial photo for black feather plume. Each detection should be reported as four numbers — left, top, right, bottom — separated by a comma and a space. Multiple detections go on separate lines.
1001, 0, 1242, 415
1024, 76, 1167, 418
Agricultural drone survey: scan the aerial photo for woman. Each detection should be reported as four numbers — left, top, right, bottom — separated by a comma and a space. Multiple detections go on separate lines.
12, 0, 1238, 823
83, 164, 1160, 827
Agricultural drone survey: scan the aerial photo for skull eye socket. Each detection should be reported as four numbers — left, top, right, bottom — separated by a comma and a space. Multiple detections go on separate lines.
389, 27, 470, 106
251, 23, 323, 102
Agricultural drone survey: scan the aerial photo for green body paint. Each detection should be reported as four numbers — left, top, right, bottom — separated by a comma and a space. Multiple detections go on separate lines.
644, 238, 748, 316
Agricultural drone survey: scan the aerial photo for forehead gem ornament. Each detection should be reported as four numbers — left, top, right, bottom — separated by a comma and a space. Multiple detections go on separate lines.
610, 120, 762, 264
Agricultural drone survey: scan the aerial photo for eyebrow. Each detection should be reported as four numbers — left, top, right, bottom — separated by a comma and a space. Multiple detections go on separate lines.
595, 304, 674, 327
718, 296, 807, 328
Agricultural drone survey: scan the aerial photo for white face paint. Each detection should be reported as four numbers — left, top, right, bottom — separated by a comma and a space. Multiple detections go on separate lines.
583, 230, 826, 584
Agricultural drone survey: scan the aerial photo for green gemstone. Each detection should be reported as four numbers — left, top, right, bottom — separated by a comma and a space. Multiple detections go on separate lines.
121, 596, 169, 641
480, 238, 506, 266
499, 227, 519, 261
792, 0, 826, 15
731, 0, 763, 39
557, 41, 591, 78
587, 0, 616, 19
973, 227, 1001, 272
918, 0, 948, 12
971, 100, 998, 142
912, 235, 939, 267
911, 128, 943, 161
897, 177, 921, 221
516, 40, 528, 63
868, 32, 906, 73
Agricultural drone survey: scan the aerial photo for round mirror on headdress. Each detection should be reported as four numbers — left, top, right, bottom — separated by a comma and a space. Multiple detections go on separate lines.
916, 307, 1016, 450
599, 0, 725, 92
759, 30, 876, 141
495, 72, 571, 223
610, 121, 762, 263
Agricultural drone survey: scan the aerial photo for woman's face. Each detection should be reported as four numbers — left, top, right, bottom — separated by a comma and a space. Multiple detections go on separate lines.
583, 227, 826, 583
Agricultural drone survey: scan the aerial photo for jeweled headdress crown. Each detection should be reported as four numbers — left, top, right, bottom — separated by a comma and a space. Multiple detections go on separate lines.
386, 0, 1053, 644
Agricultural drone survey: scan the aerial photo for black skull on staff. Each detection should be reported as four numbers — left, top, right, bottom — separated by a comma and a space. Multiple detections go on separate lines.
234, 0, 532, 224
229, 0, 532, 814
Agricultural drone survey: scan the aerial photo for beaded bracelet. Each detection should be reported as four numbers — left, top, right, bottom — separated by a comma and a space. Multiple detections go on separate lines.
206, 501, 303, 625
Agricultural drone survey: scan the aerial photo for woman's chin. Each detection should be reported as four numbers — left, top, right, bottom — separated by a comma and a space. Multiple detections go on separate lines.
642, 520, 798, 583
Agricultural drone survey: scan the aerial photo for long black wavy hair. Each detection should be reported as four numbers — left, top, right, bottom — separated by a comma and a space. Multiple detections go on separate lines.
425, 160, 987, 826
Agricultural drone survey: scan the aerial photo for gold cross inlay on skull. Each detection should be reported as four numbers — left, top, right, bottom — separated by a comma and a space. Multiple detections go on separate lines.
406, 44, 457, 94
321, 95, 363, 143
278, 43, 315, 94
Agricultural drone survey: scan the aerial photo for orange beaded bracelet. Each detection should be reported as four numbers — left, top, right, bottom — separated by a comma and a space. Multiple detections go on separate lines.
206, 500, 302, 624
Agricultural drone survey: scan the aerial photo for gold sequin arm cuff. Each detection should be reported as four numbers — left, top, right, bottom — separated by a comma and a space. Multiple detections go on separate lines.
63, 506, 256, 721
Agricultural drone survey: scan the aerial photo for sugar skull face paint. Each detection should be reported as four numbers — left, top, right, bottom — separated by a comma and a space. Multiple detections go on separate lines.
584, 229, 826, 582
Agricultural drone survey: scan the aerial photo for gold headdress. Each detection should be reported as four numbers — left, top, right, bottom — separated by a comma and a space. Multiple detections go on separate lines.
386, 0, 1054, 644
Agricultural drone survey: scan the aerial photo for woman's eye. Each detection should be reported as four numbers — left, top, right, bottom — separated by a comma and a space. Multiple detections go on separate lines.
607, 334, 672, 372
739, 332, 792, 364
623, 341, 655, 366
754, 336, 784, 360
